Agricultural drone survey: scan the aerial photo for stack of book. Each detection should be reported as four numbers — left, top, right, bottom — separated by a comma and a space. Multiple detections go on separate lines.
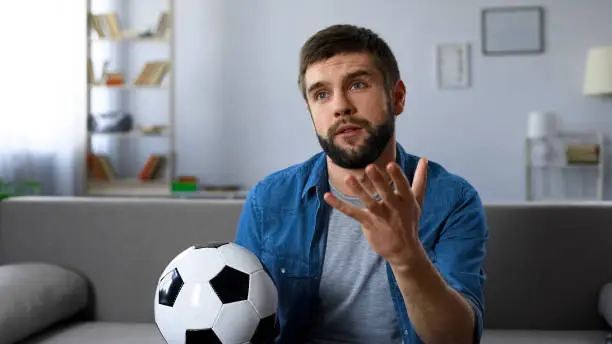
566, 144, 600, 164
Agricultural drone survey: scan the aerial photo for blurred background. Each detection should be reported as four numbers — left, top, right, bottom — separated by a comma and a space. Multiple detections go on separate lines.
1, 0, 611, 204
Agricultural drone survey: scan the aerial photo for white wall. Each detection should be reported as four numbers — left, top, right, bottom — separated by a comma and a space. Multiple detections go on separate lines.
173, 0, 612, 203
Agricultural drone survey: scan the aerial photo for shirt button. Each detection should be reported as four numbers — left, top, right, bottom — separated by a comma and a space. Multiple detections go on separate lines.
280, 268, 286, 274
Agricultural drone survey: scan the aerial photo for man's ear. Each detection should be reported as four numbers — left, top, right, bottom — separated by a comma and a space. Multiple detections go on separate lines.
392, 80, 406, 115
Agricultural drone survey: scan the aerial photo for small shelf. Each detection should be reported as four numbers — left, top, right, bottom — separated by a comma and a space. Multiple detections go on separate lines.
89, 36, 168, 43
525, 131, 605, 201
89, 130, 170, 139
87, 179, 169, 196
528, 131, 601, 140
529, 163, 600, 169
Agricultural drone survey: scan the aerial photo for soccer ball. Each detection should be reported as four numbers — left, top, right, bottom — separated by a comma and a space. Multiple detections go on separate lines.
154, 242, 278, 344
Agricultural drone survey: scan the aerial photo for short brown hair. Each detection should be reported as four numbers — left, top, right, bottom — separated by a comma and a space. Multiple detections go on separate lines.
298, 24, 401, 100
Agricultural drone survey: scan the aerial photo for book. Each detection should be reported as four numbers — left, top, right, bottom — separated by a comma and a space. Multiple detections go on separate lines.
139, 155, 165, 180
134, 61, 170, 86
87, 153, 116, 180
156, 12, 170, 39
89, 13, 106, 38
88, 59, 96, 85
104, 12, 122, 38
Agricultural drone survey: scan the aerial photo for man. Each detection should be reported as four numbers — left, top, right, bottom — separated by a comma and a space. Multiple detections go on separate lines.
235, 24, 488, 344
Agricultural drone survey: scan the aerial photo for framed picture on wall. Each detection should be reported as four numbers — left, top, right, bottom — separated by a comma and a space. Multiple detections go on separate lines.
481, 6, 545, 56
436, 43, 471, 89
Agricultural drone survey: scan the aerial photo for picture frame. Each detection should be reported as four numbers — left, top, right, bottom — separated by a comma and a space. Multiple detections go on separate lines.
436, 43, 471, 89
481, 6, 545, 56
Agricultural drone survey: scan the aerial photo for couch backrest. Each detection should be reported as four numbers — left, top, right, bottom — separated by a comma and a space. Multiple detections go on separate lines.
483, 203, 612, 331
0, 197, 244, 323
1, 197, 611, 330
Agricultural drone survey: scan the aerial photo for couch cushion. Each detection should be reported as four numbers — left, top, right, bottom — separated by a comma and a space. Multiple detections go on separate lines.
481, 330, 609, 344
22, 322, 165, 344
0, 262, 88, 344
599, 282, 612, 327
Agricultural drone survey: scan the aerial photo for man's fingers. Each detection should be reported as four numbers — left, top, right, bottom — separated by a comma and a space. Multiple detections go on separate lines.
323, 192, 370, 223
386, 159, 428, 207
387, 162, 412, 200
345, 175, 385, 215
412, 158, 428, 207
365, 164, 397, 205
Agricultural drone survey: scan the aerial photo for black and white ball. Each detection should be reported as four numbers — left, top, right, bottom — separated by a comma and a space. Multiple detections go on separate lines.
154, 242, 278, 344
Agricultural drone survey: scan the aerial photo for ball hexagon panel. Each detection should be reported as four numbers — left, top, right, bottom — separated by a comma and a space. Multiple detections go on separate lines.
158, 268, 184, 307
178, 247, 226, 284
185, 328, 222, 344
178, 283, 223, 330
217, 243, 263, 275
213, 301, 260, 344
248, 269, 277, 318
251, 314, 279, 344
210, 266, 250, 304
154, 305, 183, 344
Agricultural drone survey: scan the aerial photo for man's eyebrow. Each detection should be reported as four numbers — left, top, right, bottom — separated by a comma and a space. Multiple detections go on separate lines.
346, 69, 373, 80
306, 69, 375, 96
307, 81, 326, 96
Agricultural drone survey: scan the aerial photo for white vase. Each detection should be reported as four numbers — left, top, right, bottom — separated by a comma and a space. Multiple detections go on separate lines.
527, 111, 557, 140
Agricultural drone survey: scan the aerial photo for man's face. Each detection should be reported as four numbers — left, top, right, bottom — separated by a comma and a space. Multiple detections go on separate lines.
304, 52, 400, 169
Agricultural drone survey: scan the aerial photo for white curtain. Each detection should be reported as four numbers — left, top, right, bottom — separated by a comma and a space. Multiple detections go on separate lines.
0, 1, 88, 195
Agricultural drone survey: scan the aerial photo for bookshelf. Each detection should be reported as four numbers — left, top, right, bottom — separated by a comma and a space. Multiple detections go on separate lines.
85, 0, 175, 197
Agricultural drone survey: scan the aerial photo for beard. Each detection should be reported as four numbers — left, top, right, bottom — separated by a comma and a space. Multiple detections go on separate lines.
316, 103, 395, 170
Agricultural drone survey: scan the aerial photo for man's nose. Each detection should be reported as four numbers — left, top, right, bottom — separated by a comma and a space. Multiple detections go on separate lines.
333, 93, 356, 117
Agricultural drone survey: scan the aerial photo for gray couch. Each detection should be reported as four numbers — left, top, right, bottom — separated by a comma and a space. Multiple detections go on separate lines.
0, 197, 611, 343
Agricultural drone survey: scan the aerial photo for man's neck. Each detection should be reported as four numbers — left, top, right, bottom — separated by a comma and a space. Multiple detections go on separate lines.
327, 140, 397, 198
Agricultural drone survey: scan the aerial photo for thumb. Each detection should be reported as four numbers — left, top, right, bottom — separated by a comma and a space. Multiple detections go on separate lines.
412, 158, 428, 208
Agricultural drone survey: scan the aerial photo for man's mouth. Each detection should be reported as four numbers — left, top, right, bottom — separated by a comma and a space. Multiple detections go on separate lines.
336, 124, 362, 135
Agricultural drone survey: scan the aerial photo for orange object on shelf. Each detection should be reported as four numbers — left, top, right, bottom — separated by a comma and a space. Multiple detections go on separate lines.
105, 73, 125, 86
177, 176, 198, 183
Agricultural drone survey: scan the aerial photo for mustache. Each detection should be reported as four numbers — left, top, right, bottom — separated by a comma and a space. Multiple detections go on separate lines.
329, 118, 372, 136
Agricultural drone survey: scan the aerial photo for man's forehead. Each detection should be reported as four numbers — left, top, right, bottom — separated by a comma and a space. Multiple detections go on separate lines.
304, 53, 377, 84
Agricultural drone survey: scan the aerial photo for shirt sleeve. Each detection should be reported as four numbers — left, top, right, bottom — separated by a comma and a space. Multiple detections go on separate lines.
432, 185, 488, 343
234, 186, 263, 258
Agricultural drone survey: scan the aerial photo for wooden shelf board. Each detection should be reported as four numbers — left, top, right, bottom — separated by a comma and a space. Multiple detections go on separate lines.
89, 36, 168, 43
88, 179, 170, 196
89, 84, 167, 90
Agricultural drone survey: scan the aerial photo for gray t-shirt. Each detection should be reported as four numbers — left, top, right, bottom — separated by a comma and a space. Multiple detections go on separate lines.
306, 182, 402, 343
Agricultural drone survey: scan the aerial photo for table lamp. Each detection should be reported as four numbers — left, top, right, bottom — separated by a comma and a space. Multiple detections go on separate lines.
583, 46, 612, 96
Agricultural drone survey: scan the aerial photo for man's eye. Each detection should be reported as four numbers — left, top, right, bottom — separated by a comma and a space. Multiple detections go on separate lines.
351, 81, 365, 90
315, 91, 328, 100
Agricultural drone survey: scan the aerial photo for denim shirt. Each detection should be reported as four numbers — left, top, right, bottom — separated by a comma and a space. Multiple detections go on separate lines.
235, 143, 488, 344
